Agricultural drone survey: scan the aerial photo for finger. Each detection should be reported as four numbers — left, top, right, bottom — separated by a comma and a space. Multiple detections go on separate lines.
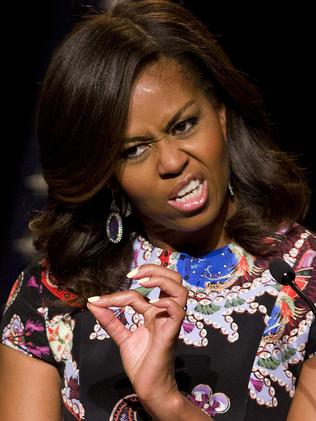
87, 303, 131, 347
148, 297, 186, 338
138, 275, 188, 307
87, 291, 154, 345
128, 264, 182, 284
149, 297, 185, 319
87, 290, 151, 313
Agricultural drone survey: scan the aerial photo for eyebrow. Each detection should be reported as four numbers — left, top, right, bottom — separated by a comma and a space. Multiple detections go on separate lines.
123, 100, 196, 144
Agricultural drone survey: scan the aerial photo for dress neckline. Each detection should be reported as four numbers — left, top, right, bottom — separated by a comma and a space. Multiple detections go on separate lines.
133, 236, 244, 289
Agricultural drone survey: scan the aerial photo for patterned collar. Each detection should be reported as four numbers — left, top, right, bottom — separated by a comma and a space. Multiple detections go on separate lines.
132, 236, 255, 291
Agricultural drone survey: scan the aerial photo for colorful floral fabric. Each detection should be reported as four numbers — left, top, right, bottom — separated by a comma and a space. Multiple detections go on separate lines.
1, 223, 316, 420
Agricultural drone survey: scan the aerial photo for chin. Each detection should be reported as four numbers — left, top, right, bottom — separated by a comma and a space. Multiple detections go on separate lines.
167, 211, 220, 233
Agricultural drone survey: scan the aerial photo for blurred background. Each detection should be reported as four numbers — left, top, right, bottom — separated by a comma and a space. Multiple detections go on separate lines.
1, 0, 315, 310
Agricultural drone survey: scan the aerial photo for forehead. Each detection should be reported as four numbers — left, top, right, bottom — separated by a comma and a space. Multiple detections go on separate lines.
136, 59, 179, 86
132, 58, 195, 98
126, 58, 202, 131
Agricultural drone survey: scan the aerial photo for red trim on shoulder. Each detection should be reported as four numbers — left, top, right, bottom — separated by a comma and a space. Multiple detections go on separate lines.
7, 277, 21, 302
41, 269, 82, 307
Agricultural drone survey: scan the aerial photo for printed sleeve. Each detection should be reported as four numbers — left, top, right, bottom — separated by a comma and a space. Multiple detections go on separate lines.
0, 261, 58, 366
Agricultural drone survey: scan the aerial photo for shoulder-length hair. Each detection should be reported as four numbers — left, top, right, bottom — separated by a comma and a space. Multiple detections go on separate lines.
30, 0, 310, 305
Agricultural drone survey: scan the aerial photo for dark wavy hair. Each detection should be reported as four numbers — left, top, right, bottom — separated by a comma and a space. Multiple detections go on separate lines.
30, 0, 310, 305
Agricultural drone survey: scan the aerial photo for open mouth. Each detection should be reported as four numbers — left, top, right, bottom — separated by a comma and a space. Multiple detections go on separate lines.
174, 179, 203, 202
168, 179, 208, 212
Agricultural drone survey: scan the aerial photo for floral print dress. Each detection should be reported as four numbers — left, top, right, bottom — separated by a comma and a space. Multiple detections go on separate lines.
1, 223, 316, 420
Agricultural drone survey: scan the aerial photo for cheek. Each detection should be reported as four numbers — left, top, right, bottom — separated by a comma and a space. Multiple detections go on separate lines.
216, 148, 230, 187
202, 137, 230, 194
200, 131, 228, 171
217, 143, 229, 172
119, 165, 156, 206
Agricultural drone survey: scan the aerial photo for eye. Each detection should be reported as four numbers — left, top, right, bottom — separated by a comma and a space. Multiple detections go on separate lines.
123, 143, 151, 160
172, 116, 198, 136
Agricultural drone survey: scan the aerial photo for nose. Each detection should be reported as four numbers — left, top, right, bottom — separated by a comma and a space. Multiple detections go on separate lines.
156, 137, 189, 178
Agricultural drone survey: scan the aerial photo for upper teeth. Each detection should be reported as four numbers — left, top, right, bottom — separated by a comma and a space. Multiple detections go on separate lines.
177, 179, 201, 198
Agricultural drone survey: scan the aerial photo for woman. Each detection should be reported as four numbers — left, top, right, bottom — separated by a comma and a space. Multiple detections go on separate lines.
0, 1, 315, 420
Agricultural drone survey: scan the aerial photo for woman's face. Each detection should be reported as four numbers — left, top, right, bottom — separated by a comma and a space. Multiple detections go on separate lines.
118, 58, 235, 251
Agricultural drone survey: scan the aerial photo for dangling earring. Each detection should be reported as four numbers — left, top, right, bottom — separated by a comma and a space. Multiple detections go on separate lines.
228, 182, 234, 197
106, 198, 123, 243
123, 198, 132, 218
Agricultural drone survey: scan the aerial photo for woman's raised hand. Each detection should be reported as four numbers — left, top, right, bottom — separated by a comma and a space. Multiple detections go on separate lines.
87, 264, 188, 410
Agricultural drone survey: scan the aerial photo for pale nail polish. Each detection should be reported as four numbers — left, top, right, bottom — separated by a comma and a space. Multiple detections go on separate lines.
138, 277, 151, 284
87, 296, 101, 303
149, 298, 160, 304
126, 267, 139, 278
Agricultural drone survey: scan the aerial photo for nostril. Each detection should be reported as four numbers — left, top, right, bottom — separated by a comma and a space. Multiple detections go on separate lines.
157, 146, 189, 178
158, 158, 189, 179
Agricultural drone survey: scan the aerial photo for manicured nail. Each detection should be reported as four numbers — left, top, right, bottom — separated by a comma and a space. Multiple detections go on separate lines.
127, 267, 139, 278
149, 298, 160, 304
87, 296, 101, 303
138, 277, 151, 284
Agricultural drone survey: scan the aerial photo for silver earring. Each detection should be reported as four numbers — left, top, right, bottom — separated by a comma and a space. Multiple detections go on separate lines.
106, 199, 123, 243
123, 199, 132, 218
228, 182, 234, 197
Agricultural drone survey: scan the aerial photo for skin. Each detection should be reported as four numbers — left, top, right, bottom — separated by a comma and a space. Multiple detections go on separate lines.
0, 344, 62, 420
287, 357, 316, 420
118, 58, 235, 255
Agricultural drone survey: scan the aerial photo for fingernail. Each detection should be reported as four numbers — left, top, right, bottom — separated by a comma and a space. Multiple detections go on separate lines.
127, 267, 139, 278
149, 298, 160, 304
138, 277, 150, 284
87, 296, 101, 303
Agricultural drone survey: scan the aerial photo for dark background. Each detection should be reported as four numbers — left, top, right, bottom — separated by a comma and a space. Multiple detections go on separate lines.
1, 1, 315, 308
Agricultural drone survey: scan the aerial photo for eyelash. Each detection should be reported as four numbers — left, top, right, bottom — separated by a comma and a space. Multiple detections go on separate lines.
171, 115, 198, 136
123, 114, 199, 161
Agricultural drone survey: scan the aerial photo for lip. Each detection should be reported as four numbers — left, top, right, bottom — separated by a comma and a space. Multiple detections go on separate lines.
168, 178, 208, 213
168, 173, 204, 200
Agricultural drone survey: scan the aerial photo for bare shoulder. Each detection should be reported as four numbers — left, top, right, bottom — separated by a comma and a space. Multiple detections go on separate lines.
0, 343, 62, 421
287, 357, 316, 421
